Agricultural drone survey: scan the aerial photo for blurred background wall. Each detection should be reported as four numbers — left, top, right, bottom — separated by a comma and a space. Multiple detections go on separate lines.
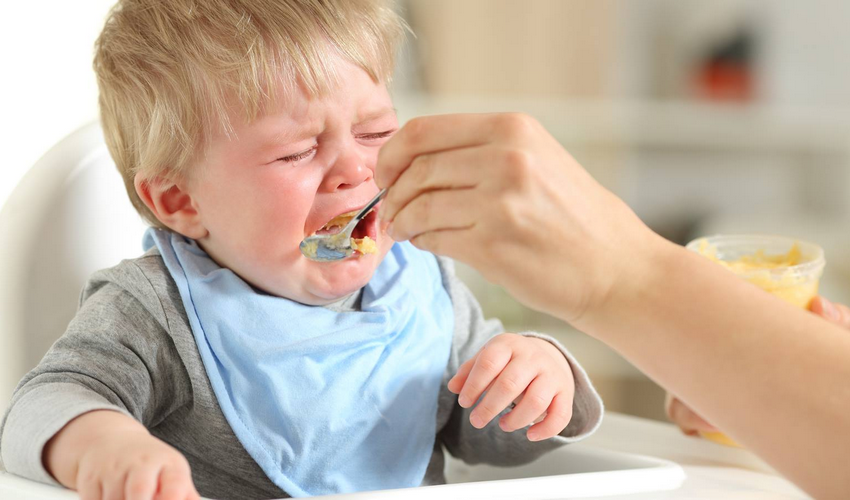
4, 0, 850, 423
0, 1, 116, 206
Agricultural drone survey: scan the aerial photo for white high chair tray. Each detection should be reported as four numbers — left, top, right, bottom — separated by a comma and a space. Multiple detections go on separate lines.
0, 443, 684, 500
331, 444, 686, 499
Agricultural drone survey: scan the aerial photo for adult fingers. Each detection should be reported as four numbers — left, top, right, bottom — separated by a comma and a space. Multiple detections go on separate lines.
376, 113, 540, 188
409, 227, 480, 262
665, 394, 717, 434
387, 188, 480, 242
499, 377, 555, 433
469, 363, 536, 429
834, 302, 850, 329
810, 296, 832, 320
457, 342, 512, 409
126, 465, 160, 500
379, 144, 498, 223
811, 296, 850, 330
526, 391, 573, 441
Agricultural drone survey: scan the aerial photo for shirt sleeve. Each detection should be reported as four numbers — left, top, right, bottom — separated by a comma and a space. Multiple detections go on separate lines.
0, 280, 191, 485
436, 257, 604, 466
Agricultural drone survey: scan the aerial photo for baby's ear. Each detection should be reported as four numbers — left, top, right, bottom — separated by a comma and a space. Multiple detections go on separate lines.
134, 175, 208, 239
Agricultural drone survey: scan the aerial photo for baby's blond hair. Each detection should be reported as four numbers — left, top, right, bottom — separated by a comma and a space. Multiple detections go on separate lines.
94, 0, 406, 228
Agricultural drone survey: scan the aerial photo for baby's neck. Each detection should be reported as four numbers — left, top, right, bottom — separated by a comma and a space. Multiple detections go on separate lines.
322, 289, 363, 312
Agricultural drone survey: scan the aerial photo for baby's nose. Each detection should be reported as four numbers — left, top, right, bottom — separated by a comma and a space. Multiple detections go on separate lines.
322, 151, 372, 191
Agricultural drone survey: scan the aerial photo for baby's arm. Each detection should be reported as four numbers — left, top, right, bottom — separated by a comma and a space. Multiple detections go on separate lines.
0, 280, 196, 499
44, 410, 197, 500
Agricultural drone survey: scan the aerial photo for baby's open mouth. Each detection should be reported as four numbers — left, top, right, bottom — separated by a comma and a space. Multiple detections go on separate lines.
313, 206, 379, 255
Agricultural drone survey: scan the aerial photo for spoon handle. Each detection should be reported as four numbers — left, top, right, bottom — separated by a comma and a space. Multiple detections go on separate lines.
352, 188, 387, 223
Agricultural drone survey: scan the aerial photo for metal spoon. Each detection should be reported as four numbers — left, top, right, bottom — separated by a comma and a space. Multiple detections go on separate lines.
299, 189, 386, 262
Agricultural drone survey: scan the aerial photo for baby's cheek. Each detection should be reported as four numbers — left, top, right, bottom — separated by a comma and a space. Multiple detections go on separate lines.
224, 200, 303, 269
254, 190, 309, 235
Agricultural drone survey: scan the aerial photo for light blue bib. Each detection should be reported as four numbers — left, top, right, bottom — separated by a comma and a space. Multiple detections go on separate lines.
143, 229, 454, 497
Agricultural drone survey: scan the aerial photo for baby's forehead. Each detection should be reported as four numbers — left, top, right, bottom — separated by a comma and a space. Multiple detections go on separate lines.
226, 70, 394, 133
94, 0, 405, 229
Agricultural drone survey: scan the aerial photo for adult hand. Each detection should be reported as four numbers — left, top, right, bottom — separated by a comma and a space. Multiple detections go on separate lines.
377, 113, 659, 327
666, 296, 850, 436
810, 295, 850, 329
378, 113, 850, 499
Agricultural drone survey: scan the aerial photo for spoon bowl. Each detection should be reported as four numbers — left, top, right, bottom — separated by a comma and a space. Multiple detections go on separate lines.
299, 189, 386, 262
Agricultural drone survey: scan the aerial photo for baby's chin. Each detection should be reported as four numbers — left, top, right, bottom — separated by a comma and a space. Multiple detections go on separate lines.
300, 250, 389, 305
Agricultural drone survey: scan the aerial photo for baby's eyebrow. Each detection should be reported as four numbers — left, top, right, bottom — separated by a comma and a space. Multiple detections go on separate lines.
356, 106, 397, 123
256, 107, 397, 152
265, 124, 324, 148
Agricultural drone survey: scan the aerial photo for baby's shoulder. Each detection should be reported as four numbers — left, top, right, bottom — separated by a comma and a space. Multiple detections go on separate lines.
81, 249, 183, 328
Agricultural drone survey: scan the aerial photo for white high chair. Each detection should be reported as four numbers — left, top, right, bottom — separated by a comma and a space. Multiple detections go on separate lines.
0, 121, 148, 408
0, 122, 808, 499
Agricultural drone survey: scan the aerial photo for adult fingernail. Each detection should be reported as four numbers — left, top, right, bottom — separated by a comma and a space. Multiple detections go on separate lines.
825, 299, 840, 321
386, 222, 395, 238
458, 395, 470, 407
527, 431, 540, 441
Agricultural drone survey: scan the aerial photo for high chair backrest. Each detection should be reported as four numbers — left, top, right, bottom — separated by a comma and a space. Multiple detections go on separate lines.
0, 121, 148, 409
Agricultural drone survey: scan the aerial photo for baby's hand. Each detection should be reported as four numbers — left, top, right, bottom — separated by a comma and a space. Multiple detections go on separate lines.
44, 410, 199, 500
74, 431, 199, 500
448, 333, 575, 441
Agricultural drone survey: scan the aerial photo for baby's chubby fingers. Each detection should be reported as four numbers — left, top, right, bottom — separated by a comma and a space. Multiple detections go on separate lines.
124, 464, 160, 500
526, 392, 574, 442
447, 355, 477, 394
76, 474, 101, 500
452, 334, 577, 438
454, 340, 513, 410
499, 377, 555, 433
99, 471, 127, 500
156, 463, 199, 500
469, 363, 537, 429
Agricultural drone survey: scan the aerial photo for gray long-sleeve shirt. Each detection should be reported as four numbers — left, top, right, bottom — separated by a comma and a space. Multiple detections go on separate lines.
0, 249, 602, 499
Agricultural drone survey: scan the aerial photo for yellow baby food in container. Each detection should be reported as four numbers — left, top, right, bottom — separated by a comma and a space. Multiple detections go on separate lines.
685, 234, 825, 446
